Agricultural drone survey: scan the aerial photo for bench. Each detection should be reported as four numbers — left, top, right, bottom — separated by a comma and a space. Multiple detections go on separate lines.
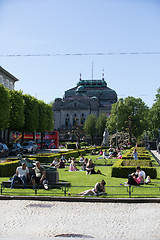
1, 181, 71, 196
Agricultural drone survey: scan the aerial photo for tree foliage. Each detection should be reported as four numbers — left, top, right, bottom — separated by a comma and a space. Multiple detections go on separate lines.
23, 94, 39, 132
45, 104, 54, 131
96, 113, 107, 139
9, 90, 24, 131
84, 114, 97, 144
0, 84, 10, 130
149, 88, 160, 133
107, 97, 149, 141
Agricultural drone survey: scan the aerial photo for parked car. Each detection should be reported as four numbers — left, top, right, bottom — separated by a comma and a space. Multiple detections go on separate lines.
9, 142, 23, 156
0, 143, 9, 157
22, 141, 38, 154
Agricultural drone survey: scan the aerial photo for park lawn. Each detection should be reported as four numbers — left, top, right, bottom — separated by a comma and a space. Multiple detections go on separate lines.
0, 149, 160, 198
1, 164, 160, 198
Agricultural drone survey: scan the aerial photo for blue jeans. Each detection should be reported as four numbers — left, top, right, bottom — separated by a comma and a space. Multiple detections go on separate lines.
11, 174, 27, 188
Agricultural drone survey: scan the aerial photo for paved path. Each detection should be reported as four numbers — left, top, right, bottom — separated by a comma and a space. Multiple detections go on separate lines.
150, 150, 160, 164
0, 200, 160, 240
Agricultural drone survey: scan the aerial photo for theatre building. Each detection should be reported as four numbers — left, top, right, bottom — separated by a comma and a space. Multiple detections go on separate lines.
53, 75, 117, 141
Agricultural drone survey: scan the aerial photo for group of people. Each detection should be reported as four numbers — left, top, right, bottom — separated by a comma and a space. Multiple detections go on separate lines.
10, 161, 48, 190
127, 166, 151, 186
98, 147, 122, 160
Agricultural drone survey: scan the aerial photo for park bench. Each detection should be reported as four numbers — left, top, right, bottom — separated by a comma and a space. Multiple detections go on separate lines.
1, 181, 71, 196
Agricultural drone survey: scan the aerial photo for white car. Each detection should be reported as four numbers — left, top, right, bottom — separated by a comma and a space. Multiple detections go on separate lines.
22, 141, 38, 154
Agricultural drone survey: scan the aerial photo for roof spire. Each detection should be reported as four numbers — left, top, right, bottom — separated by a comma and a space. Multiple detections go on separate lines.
92, 62, 94, 80
80, 73, 82, 80
102, 68, 105, 80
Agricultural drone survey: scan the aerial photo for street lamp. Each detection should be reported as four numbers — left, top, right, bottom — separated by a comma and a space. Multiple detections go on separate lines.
116, 100, 119, 147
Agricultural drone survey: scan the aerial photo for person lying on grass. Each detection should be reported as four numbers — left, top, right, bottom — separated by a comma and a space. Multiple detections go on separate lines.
79, 180, 106, 196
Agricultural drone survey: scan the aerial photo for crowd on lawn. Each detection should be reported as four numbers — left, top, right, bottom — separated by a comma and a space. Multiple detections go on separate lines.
9, 146, 151, 194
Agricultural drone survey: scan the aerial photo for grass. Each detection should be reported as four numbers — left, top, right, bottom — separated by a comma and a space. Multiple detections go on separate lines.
1, 150, 160, 198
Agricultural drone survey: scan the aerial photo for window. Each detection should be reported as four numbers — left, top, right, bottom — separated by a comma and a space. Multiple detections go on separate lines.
65, 118, 70, 127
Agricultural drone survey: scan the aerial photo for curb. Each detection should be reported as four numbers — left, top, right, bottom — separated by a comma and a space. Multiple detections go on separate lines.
1, 195, 160, 203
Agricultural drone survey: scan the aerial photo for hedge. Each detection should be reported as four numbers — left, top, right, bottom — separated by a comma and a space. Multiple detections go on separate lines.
0, 161, 19, 177
111, 159, 157, 179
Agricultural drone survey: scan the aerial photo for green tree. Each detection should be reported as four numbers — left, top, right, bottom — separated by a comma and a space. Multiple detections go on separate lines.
45, 104, 54, 131
96, 113, 107, 140
0, 84, 10, 130
9, 90, 24, 131
148, 88, 160, 138
155, 87, 160, 101
38, 101, 53, 149
23, 94, 39, 140
84, 114, 97, 145
107, 97, 149, 143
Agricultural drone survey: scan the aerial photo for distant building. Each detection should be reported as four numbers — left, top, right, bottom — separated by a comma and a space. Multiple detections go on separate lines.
53, 75, 117, 133
0, 66, 19, 90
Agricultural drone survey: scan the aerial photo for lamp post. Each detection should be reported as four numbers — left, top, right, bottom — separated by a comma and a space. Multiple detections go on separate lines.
116, 100, 119, 147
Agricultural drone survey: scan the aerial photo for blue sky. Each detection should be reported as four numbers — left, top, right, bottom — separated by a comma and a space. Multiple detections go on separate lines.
0, 0, 160, 107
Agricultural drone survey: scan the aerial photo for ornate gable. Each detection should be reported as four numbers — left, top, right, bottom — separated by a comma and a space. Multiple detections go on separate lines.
61, 100, 89, 110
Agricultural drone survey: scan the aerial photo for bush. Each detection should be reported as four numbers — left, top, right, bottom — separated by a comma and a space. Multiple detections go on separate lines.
0, 161, 19, 177
66, 143, 77, 149
111, 159, 157, 179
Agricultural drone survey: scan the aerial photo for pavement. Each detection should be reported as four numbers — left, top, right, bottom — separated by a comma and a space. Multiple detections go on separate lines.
0, 149, 160, 240
1, 200, 160, 240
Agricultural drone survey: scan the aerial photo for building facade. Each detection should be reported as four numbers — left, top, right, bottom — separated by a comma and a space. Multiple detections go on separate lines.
53, 76, 117, 133
0, 66, 18, 90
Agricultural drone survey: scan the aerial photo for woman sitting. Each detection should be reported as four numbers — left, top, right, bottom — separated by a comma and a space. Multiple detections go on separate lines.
56, 159, 65, 168
86, 159, 96, 175
69, 160, 78, 171
50, 158, 58, 167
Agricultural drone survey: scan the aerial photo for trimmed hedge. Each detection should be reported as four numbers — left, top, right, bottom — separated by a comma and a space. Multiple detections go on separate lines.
0, 161, 19, 177
111, 159, 157, 179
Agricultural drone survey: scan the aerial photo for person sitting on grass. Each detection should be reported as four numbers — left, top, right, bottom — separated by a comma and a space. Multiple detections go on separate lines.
69, 160, 79, 171
86, 159, 96, 175
99, 149, 103, 155
10, 163, 30, 189
103, 149, 108, 159
50, 157, 58, 167
61, 154, 66, 162
79, 154, 84, 163
81, 158, 88, 171
56, 158, 65, 168
79, 180, 106, 196
31, 161, 48, 190
127, 166, 151, 186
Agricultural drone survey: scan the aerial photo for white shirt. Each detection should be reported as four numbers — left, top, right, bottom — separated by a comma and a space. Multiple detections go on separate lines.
17, 166, 29, 178
138, 170, 146, 182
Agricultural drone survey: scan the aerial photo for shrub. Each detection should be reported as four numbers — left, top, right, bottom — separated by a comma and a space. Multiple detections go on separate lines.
66, 143, 77, 149
111, 159, 157, 179
0, 161, 19, 177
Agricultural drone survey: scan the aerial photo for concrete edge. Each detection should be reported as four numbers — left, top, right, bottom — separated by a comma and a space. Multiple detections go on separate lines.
1, 195, 160, 203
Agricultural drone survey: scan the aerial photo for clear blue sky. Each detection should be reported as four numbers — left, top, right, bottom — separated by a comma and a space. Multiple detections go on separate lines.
0, 0, 160, 107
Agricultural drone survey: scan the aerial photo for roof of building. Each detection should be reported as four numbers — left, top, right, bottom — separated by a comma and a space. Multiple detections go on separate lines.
0, 66, 19, 82
64, 78, 117, 101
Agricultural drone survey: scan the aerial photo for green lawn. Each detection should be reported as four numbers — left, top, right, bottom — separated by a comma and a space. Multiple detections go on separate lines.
1, 150, 160, 198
